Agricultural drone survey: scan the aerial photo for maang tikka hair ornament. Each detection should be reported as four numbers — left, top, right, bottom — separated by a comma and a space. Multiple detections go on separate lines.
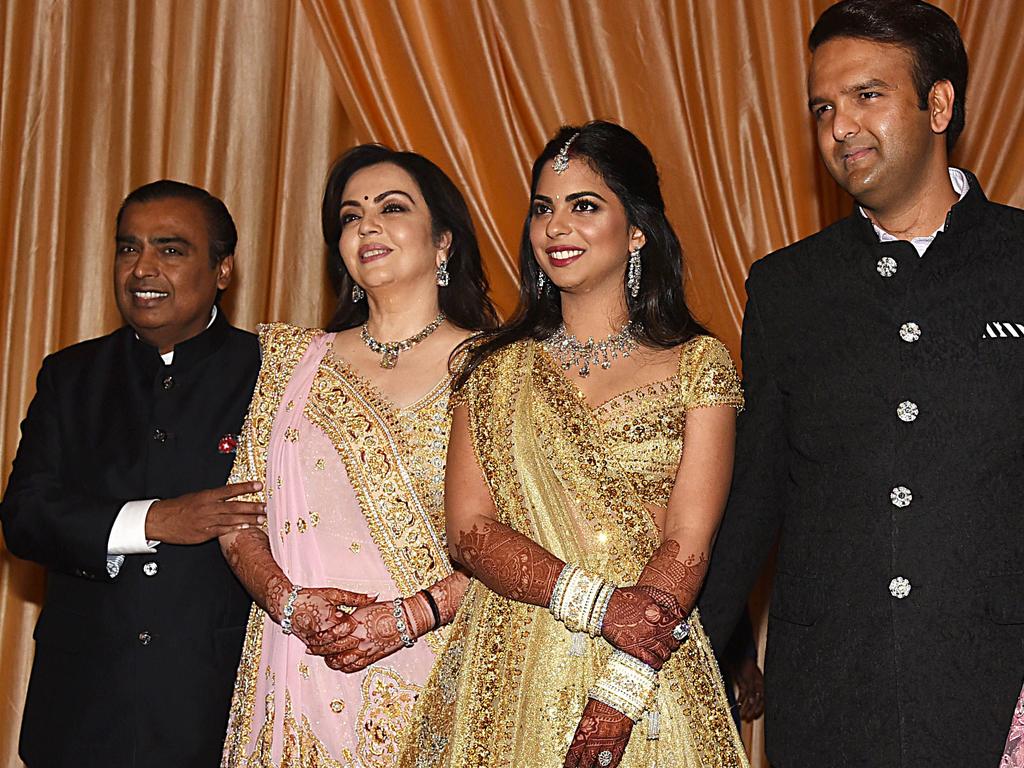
552, 132, 581, 175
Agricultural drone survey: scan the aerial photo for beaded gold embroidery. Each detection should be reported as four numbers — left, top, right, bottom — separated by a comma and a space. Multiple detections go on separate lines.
398, 339, 747, 768
303, 354, 453, 653
356, 667, 421, 768
223, 324, 322, 767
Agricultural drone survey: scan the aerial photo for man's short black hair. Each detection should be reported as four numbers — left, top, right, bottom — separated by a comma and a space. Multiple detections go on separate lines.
116, 180, 237, 266
809, 0, 969, 152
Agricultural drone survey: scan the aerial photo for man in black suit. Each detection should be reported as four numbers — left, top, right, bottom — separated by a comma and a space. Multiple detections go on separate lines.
1, 180, 264, 767
698, 2, 1024, 766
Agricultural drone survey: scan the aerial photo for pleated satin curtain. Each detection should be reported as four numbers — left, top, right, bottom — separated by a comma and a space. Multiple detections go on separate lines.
0, 1, 353, 762
2, 0, 1023, 765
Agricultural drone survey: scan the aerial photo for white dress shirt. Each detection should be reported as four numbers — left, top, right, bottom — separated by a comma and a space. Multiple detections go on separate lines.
860, 167, 969, 256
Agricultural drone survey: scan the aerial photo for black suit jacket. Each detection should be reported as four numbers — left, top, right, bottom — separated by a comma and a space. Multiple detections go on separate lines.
1, 310, 259, 768
699, 172, 1024, 767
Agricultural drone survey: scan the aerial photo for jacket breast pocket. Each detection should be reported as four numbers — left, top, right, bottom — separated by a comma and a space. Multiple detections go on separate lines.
769, 572, 827, 627
983, 574, 1024, 625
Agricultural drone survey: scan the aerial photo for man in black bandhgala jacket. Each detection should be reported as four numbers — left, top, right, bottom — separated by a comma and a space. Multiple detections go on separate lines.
1, 180, 264, 767
699, 2, 1024, 766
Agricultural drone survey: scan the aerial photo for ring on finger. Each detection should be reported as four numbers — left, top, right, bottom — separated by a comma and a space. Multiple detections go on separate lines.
671, 620, 690, 642
597, 750, 613, 767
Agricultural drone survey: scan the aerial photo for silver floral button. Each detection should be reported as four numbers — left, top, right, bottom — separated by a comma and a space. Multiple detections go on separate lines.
889, 577, 911, 599
897, 401, 919, 422
900, 322, 921, 343
890, 486, 913, 507
143, 561, 158, 577
876, 257, 898, 277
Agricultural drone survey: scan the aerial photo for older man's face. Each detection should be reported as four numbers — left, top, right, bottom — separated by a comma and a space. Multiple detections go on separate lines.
114, 197, 232, 353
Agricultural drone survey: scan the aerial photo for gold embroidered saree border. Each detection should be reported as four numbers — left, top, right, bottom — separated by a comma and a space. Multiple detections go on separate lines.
222, 324, 323, 768
303, 353, 453, 653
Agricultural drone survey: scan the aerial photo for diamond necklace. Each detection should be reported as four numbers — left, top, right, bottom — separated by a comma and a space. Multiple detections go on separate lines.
360, 313, 446, 369
542, 321, 639, 378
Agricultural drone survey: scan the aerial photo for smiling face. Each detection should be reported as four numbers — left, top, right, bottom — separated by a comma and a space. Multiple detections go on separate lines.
337, 162, 449, 296
114, 197, 232, 353
808, 36, 949, 211
529, 160, 644, 296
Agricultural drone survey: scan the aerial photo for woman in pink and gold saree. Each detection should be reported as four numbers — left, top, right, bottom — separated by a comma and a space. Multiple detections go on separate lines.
219, 145, 496, 768
400, 122, 748, 768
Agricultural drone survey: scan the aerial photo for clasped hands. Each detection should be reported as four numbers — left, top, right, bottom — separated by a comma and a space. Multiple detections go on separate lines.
565, 585, 685, 768
283, 587, 421, 673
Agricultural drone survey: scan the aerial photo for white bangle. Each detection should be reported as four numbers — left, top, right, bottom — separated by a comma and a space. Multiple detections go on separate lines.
589, 649, 659, 723
280, 585, 302, 635
549, 564, 614, 637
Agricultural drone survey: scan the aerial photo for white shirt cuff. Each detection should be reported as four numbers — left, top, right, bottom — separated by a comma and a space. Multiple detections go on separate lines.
107, 499, 161, 555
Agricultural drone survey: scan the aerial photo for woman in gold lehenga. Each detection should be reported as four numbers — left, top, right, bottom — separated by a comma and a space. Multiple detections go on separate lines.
400, 122, 749, 768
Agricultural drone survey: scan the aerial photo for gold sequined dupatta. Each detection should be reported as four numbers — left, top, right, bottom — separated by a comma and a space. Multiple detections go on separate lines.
401, 340, 747, 768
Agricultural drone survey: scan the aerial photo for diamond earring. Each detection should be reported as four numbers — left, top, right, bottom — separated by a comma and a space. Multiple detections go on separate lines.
436, 259, 450, 287
537, 270, 547, 297
351, 283, 365, 302
627, 248, 642, 298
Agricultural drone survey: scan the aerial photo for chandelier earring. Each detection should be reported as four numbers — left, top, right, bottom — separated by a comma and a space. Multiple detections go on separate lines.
351, 282, 366, 302
537, 270, 548, 297
627, 247, 642, 299
436, 257, 450, 287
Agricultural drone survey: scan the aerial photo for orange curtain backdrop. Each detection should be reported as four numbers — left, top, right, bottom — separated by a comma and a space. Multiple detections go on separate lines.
0, 0, 355, 762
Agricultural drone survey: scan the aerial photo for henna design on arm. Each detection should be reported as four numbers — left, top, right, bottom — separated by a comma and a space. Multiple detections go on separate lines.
636, 539, 707, 616
564, 699, 633, 768
221, 529, 374, 644
222, 528, 292, 622
600, 540, 708, 669
453, 521, 565, 606
323, 601, 404, 672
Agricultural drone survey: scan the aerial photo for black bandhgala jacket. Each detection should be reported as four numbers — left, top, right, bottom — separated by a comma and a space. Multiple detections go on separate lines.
699, 171, 1024, 768
1, 309, 259, 768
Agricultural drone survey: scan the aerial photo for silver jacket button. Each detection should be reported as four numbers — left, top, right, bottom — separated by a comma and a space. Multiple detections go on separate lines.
143, 561, 158, 577
900, 322, 921, 342
876, 257, 898, 277
889, 577, 912, 599
138, 631, 152, 645
897, 401, 919, 422
890, 486, 913, 508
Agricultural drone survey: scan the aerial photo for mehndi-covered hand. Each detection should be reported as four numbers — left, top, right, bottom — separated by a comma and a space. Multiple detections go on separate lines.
314, 601, 407, 673
289, 587, 375, 649
564, 699, 634, 768
600, 585, 682, 669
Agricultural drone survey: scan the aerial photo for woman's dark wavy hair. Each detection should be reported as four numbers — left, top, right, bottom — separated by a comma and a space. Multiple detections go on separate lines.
321, 144, 498, 333
809, 0, 968, 152
453, 120, 708, 391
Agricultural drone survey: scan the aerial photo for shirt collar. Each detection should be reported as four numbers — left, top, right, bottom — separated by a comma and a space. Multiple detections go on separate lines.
859, 167, 970, 257
148, 306, 218, 365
